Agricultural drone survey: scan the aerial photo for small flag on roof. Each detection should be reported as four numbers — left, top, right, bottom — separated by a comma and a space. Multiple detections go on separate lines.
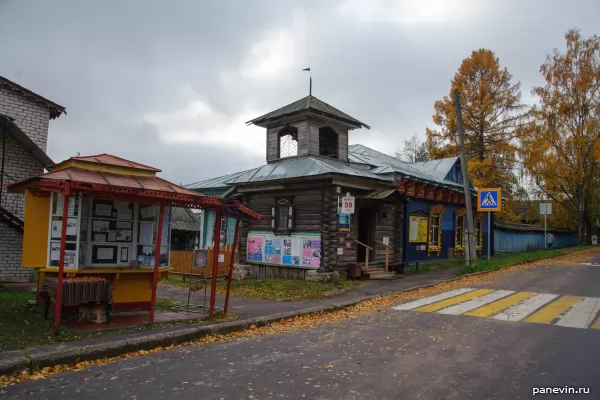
302, 67, 310, 71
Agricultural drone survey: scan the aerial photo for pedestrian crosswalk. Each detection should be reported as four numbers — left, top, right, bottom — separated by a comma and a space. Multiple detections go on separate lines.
392, 288, 600, 330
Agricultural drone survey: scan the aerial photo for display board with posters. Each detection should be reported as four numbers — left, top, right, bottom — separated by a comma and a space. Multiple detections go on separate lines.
408, 215, 429, 243
247, 232, 321, 268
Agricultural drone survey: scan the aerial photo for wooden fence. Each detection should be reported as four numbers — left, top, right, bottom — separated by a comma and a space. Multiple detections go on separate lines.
169, 246, 234, 278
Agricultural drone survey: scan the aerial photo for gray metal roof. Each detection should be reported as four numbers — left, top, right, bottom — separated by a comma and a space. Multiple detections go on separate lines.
185, 144, 473, 194
186, 169, 257, 191
409, 157, 459, 182
348, 144, 463, 189
246, 95, 370, 129
226, 155, 393, 185
171, 207, 201, 232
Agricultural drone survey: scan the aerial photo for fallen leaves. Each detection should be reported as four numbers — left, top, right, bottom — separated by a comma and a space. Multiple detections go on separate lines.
1, 247, 597, 389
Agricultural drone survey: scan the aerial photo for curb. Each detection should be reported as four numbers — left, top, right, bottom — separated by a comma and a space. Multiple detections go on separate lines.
0, 254, 577, 376
0, 281, 443, 376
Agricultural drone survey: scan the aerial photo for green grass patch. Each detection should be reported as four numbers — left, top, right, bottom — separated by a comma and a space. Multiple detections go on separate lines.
0, 289, 80, 351
0, 289, 241, 352
163, 276, 369, 301
455, 245, 592, 276
154, 297, 183, 310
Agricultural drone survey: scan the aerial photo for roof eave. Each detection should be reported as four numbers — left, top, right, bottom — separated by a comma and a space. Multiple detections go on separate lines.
247, 108, 369, 130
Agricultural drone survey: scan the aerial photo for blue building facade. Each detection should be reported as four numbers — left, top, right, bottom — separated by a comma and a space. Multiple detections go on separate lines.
403, 199, 492, 264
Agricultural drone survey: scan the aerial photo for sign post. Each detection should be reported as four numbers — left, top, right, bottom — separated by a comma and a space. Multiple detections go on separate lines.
340, 193, 355, 215
477, 188, 502, 261
540, 203, 552, 249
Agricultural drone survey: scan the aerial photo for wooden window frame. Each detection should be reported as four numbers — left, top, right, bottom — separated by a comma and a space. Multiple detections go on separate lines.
428, 204, 445, 256
318, 126, 339, 159
277, 126, 299, 159
271, 197, 295, 235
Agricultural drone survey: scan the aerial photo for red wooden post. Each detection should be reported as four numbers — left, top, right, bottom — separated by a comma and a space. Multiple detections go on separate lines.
224, 217, 240, 316
149, 202, 165, 324
54, 183, 71, 328
209, 207, 223, 319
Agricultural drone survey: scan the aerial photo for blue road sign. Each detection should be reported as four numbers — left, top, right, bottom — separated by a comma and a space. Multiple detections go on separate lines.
477, 188, 501, 212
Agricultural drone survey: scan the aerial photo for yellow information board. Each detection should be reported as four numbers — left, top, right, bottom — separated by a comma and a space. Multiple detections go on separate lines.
409, 216, 429, 243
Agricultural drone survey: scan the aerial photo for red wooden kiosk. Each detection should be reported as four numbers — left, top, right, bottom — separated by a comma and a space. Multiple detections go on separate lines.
7, 154, 262, 327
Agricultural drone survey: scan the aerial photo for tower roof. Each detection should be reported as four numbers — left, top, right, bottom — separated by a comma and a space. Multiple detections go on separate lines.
246, 95, 370, 129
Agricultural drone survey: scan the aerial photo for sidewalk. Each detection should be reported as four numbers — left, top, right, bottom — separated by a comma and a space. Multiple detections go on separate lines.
0, 265, 461, 375
158, 265, 461, 319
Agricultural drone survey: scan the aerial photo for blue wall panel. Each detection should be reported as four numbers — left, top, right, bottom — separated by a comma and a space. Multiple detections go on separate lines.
494, 230, 578, 254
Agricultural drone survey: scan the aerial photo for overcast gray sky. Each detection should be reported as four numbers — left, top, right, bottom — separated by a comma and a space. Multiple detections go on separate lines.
1, 0, 598, 185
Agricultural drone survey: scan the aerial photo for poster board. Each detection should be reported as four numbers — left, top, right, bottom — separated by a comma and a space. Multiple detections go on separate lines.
247, 232, 321, 268
408, 215, 429, 243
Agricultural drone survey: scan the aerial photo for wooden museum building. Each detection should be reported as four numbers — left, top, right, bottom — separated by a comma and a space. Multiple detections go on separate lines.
188, 95, 493, 279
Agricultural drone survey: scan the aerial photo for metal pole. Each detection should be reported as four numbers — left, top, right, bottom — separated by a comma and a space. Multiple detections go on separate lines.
224, 217, 241, 316
454, 89, 477, 266
54, 183, 71, 328
149, 202, 165, 324
487, 212, 491, 261
544, 209, 547, 250
209, 207, 223, 319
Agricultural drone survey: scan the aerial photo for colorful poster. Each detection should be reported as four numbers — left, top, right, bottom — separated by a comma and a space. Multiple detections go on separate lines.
338, 213, 350, 232
247, 236, 264, 262
247, 234, 320, 268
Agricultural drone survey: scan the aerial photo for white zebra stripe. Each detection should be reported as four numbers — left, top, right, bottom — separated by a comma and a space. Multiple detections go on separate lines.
492, 293, 559, 322
554, 297, 600, 329
391, 288, 476, 311
437, 290, 515, 315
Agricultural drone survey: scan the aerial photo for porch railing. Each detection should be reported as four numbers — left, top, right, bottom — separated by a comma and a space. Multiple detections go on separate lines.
353, 239, 373, 272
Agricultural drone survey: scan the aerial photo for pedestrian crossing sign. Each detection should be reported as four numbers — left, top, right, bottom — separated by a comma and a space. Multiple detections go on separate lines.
477, 188, 501, 212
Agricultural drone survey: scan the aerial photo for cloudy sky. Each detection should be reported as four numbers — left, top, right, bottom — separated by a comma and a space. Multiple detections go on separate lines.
0, 0, 597, 185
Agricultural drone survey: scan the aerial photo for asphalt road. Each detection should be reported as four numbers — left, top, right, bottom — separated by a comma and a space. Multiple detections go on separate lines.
4, 256, 600, 399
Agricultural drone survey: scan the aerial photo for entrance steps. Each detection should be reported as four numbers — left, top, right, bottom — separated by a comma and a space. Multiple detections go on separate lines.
360, 265, 399, 280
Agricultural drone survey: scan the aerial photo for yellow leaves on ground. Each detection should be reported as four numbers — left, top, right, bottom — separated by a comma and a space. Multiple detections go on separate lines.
1, 247, 597, 388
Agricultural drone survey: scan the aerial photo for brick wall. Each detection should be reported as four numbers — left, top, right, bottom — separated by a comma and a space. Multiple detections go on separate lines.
0, 84, 51, 282
0, 224, 27, 282
0, 85, 51, 149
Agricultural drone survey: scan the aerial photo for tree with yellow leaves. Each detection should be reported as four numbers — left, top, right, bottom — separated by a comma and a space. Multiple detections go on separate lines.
425, 49, 529, 221
520, 29, 600, 242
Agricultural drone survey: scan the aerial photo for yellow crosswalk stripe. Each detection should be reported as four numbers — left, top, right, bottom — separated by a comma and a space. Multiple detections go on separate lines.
590, 316, 600, 329
465, 291, 537, 317
413, 289, 494, 312
523, 295, 582, 324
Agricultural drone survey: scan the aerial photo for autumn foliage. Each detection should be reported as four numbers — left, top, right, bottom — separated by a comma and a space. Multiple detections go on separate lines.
519, 29, 600, 239
425, 49, 528, 221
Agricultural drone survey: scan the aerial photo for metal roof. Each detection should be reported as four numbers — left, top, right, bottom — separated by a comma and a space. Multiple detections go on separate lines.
0, 76, 66, 119
246, 95, 370, 129
186, 145, 474, 195
226, 156, 393, 185
186, 168, 258, 191
409, 157, 460, 182
0, 113, 54, 168
69, 154, 161, 172
9, 166, 205, 196
363, 189, 398, 199
348, 144, 464, 189
171, 207, 202, 232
